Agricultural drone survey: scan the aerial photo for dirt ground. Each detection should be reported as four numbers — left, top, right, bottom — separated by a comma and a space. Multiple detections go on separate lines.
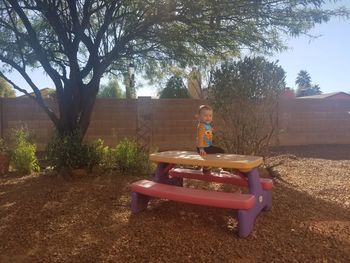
0, 145, 349, 262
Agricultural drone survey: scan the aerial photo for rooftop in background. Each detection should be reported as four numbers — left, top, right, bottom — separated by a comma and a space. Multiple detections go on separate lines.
296, 92, 350, 99
280, 87, 296, 99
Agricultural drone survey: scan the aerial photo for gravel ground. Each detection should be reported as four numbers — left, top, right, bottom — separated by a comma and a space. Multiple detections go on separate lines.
0, 145, 349, 262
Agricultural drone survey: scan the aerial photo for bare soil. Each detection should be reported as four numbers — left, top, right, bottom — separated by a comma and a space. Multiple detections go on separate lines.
0, 145, 349, 262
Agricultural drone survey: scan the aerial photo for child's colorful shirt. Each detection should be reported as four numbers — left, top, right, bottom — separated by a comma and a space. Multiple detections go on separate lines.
197, 122, 213, 148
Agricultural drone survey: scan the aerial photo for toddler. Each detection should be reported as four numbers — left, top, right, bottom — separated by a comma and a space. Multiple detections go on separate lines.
196, 105, 224, 155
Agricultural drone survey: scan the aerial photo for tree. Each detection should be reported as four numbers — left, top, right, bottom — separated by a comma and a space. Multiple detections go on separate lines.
296, 70, 312, 90
98, 78, 125, 98
295, 70, 322, 96
208, 57, 286, 155
0, 1, 347, 138
159, 75, 189, 98
45, 88, 56, 99
311, 84, 322, 95
0, 77, 15, 98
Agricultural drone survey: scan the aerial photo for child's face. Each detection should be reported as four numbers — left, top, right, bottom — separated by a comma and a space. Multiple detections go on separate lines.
199, 109, 213, 124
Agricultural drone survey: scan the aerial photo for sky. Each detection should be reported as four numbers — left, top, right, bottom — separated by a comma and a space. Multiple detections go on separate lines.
270, 0, 350, 93
6, 0, 350, 97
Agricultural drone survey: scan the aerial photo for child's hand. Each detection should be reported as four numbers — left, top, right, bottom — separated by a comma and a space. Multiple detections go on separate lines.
199, 149, 207, 155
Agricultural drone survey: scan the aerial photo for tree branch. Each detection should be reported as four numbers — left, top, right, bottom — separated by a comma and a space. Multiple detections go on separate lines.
0, 71, 59, 127
7, 0, 63, 91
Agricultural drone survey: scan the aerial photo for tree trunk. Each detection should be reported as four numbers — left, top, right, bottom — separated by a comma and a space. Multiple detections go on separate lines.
80, 90, 98, 138
55, 80, 99, 140
79, 79, 100, 138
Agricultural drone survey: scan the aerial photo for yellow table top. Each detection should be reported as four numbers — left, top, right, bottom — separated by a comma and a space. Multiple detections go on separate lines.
149, 151, 263, 172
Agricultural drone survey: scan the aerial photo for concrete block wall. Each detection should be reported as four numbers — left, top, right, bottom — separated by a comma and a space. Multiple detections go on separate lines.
0, 98, 55, 150
150, 99, 205, 151
0, 97, 350, 151
86, 99, 138, 146
277, 99, 350, 145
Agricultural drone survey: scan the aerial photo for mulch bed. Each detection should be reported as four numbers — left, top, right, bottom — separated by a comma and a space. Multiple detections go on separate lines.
0, 145, 349, 262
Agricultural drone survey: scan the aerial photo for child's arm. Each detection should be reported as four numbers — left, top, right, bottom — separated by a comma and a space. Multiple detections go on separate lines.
197, 124, 207, 155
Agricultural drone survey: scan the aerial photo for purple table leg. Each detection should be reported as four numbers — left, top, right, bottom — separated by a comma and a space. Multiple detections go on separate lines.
131, 192, 149, 213
153, 162, 182, 186
237, 168, 272, 237
131, 162, 181, 213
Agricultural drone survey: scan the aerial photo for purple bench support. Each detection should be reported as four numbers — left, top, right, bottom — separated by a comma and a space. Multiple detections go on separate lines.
133, 162, 174, 213
133, 162, 272, 237
237, 168, 272, 237
153, 163, 182, 186
131, 162, 178, 213
131, 192, 149, 213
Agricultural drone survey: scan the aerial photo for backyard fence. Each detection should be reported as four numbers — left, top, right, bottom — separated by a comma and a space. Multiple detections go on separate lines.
0, 97, 350, 151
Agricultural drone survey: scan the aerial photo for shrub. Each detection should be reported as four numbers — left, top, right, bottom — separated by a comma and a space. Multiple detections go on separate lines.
95, 141, 118, 171
158, 75, 189, 98
0, 138, 9, 153
10, 128, 40, 174
114, 138, 154, 176
208, 56, 286, 157
0, 138, 10, 176
46, 130, 102, 171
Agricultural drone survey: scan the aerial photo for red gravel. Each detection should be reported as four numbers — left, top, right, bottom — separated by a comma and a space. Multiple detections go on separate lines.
0, 145, 349, 262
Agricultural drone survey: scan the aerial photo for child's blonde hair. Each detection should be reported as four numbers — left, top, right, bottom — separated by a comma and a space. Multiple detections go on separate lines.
198, 105, 213, 115
195, 104, 213, 119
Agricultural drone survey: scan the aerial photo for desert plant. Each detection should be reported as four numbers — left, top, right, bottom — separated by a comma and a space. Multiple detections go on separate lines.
209, 57, 286, 157
0, 138, 10, 176
9, 128, 40, 174
46, 130, 102, 171
114, 138, 154, 176
0, 138, 9, 153
94, 140, 118, 171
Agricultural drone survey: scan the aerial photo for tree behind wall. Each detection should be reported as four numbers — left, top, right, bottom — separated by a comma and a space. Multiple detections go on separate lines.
208, 57, 286, 156
159, 75, 189, 98
98, 78, 125, 99
0, 0, 347, 139
295, 70, 322, 97
0, 78, 15, 98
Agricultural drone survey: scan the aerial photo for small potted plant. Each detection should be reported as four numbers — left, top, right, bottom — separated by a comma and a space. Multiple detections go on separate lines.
0, 138, 10, 176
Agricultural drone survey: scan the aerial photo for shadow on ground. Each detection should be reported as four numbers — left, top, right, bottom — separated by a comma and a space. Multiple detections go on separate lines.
0, 170, 349, 262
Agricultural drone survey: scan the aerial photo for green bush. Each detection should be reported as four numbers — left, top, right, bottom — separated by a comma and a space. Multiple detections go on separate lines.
95, 140, 118, 171
208, 56, 286, 156
46, 131, 102, 171
46, 133, 154, 175
114, 138, 154, 176
0, 138, 9, 153
10, 128, 40, 174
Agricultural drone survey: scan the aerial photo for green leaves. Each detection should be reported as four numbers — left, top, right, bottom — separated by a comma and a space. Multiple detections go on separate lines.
295, 70, 322, 97
209, 56, 286, 103
1, 0, 348, 79
0, 77, 16, 97
98, 78, 125, 98
9, 127, 40, 174
158, 75, 189, 98
208, 57, 286, 156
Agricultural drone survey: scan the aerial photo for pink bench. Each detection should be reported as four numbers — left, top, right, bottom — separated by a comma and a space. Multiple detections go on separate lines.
131, 179, 256, 210
169, 168, 273, 190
